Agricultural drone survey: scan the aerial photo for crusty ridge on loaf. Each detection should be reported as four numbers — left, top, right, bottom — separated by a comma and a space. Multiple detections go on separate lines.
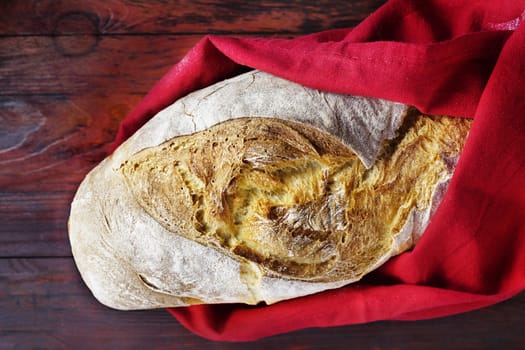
120, 114, 471, 283
69, 70, 472, 309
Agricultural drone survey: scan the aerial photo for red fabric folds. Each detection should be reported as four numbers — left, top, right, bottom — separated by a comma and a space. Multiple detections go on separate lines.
111, 0, 525, 341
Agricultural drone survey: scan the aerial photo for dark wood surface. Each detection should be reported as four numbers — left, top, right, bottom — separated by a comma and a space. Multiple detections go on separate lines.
1, 1, 524, 348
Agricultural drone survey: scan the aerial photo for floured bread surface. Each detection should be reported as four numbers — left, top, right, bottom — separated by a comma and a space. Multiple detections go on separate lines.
120, 115, 471, 285
69, 70, 471, 310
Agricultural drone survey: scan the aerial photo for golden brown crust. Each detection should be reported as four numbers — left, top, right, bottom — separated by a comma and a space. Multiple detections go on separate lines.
69, 71, 471, 309
120, 115, 471, 283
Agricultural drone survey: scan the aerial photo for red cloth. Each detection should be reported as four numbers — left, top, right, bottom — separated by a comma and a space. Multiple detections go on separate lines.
112, 0, 525, 341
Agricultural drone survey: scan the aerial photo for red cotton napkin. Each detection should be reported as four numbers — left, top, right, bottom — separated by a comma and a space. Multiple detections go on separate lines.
111, 0, 525, 341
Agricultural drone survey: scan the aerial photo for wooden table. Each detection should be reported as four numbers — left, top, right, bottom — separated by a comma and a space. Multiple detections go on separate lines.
1, 1, 524, 348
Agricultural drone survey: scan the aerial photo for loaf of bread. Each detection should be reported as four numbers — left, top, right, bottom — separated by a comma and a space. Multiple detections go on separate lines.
69, 70, 471, 310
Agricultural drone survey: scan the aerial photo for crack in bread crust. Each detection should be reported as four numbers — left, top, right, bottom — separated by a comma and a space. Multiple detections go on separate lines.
120, 116, 471, 283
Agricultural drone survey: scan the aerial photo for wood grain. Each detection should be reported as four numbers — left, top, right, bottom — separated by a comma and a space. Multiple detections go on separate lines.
0, 258, 524, 349
0, 35, 202, 95
0, 95, 138, 187
0, 0, 387, 35
0, 94, 143, 257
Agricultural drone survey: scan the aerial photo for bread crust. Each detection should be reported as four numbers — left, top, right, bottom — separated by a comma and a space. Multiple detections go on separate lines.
69, 71, 470, 310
